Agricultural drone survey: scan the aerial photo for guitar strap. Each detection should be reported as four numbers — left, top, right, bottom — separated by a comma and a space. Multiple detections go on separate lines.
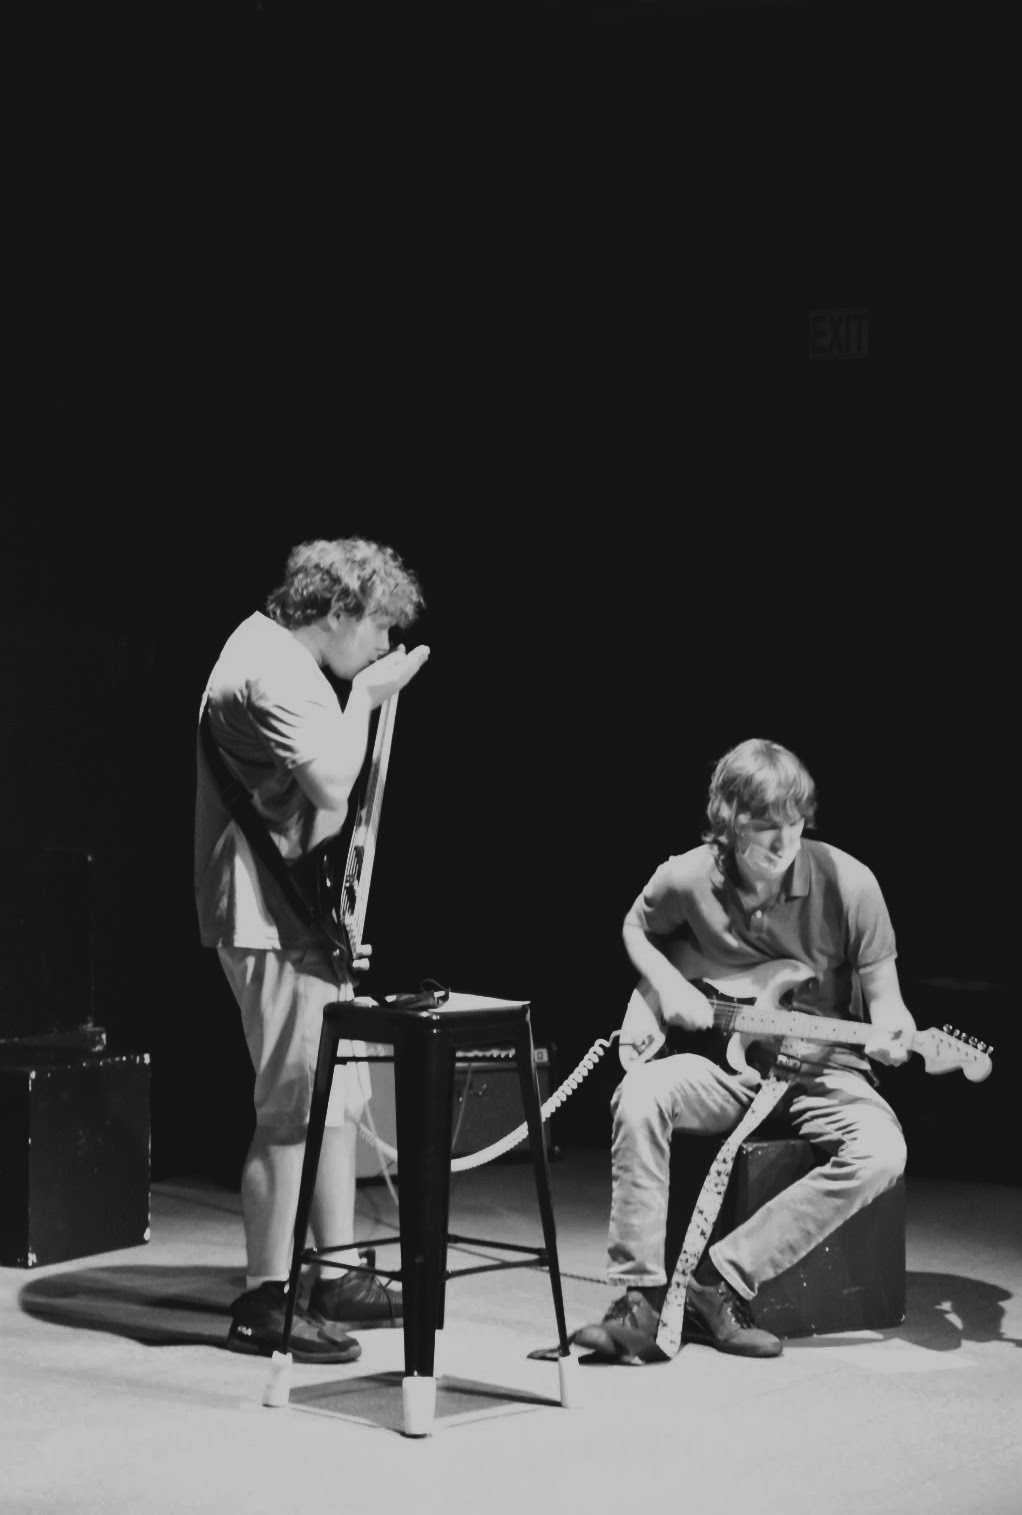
655, 1069, 795, 1358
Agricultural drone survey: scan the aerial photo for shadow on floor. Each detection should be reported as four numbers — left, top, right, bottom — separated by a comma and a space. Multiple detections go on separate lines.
290, 1370, 559, 1434
16, 1264, 565, 1434
18, 1265, 244, 1347
788, 1271, 1020, 1352
17, 1265, 1019, 1353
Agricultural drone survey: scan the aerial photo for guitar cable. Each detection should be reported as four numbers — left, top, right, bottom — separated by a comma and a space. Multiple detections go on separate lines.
353, 1031, 625, 1285
353, 1031, 622, 1175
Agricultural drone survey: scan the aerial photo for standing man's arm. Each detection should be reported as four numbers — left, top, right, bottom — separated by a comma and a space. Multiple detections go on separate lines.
292, 644, 429, 813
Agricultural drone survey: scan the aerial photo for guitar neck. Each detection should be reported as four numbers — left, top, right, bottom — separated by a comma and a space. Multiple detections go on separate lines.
709, 997, 875, 1050
342, 691, 399, 949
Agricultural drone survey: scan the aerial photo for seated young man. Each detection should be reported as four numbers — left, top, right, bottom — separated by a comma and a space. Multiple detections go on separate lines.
576, 737, 912, 1364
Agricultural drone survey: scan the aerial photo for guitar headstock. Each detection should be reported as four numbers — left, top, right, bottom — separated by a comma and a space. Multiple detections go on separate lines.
914, 1025, 993, 1082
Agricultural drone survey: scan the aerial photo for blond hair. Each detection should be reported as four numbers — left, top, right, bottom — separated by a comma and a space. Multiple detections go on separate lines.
703, 738, 816, 871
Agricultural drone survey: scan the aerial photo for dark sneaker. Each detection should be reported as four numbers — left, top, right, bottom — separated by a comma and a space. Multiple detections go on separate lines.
683, 1278, 783, 1357
571, 1290, 666, 1365
227, 1282, 361, 1364
307, 1269, 402, 1331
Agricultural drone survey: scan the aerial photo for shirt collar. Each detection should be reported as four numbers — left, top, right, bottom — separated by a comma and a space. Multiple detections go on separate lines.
717, 843, 811, 903
786, 846, 811, 899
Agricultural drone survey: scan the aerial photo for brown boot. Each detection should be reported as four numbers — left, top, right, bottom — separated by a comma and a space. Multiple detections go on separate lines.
683, 1278, 782, 1357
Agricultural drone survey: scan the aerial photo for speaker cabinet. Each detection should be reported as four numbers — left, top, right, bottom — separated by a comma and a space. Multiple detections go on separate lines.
733, 1138, 905, 1335
0, 1052, 151, 1267
667, 1133, 905, 1337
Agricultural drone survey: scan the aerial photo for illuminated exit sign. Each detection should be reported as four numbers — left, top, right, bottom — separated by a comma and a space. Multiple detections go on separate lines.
808, 307, 871, 362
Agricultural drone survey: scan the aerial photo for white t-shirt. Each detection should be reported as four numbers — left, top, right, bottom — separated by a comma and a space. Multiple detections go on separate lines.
194, 613, 360, 949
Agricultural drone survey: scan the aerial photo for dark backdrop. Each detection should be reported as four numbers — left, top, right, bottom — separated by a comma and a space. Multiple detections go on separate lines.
1, 0, 1012, 1182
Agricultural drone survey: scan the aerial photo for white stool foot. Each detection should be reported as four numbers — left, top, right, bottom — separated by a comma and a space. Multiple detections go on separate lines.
558, 1352, 580, 1408
262, 1351, 293, 1408
402, 1374, 437, 1437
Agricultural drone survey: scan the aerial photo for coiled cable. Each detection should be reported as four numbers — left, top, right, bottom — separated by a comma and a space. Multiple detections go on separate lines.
355, 1031, 620, 1174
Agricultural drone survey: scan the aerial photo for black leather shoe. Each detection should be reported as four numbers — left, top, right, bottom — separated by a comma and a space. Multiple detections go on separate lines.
683, 1278, 782, 1357
227, 1282, 361, 1363
572, 1290, 667, 1365
308, 1269, 402, 1331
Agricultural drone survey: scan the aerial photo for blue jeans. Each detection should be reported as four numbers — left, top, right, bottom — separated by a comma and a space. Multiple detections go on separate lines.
607, 1054, 907, 1300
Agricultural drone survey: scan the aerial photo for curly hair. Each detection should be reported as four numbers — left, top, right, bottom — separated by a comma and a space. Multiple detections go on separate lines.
703, 738, 817, 872
265, 537, 424, 630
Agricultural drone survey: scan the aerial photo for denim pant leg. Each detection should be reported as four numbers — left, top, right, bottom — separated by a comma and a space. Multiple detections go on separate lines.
607, 1054, 758, 1287
710, 1069, 907, 1300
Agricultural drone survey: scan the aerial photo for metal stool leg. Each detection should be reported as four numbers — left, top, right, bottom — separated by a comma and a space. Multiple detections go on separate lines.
281, 1017, 340, 1350
262, 1015, 340, 1407
393, 1023, 455, 1436
514, 1022, 577, 1406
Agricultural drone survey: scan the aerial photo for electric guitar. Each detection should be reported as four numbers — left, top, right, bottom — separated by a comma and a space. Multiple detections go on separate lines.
294, 691, 400, 973
618, 956, 993, 1082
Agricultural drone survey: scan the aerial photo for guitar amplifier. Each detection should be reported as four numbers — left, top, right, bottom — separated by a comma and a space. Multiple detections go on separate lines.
451, 1045, 557, 1162
357, 1045, 556, 1181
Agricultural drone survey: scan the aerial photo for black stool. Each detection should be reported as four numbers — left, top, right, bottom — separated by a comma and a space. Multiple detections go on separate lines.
276, 993, 574, 1436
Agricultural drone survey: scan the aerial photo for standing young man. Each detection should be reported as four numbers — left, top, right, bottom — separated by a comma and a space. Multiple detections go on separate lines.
195, 537, 429, 1362
576, 737, 913, 1364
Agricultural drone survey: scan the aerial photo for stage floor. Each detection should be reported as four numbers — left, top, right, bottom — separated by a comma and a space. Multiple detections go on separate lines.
2, 1150, 1020, 1514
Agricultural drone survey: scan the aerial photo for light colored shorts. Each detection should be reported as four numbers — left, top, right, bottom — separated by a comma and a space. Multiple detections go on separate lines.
217, 945, 373, 1130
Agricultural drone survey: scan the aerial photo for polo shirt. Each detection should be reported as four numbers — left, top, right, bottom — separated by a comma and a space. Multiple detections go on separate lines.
625, 840, 898, 1073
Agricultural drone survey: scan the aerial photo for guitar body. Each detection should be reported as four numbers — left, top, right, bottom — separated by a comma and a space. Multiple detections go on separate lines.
619, 958, 822, 1075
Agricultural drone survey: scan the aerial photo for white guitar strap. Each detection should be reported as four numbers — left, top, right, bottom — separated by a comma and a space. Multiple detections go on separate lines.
656, 1070, 794, 1358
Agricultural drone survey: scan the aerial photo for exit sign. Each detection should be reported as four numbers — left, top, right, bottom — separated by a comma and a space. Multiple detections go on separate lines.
808, 307, 871, 362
